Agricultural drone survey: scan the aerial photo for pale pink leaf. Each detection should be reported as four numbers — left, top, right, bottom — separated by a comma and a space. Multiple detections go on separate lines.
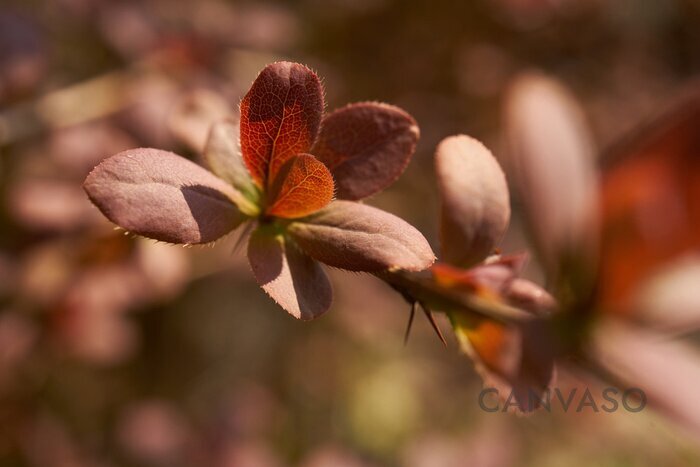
287, 200, 435, 272
203, 120, 261, 215
84, 148, 245, 244
436, 135, 510, 267
591, 318, 700, 440
503, 72, 599, 276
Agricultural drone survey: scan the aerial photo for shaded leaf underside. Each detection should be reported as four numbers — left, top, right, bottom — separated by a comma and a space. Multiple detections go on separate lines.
248, 227, 332, 320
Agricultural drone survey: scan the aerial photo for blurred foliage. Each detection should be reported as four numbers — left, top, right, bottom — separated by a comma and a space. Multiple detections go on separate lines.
1, 0, 700, 465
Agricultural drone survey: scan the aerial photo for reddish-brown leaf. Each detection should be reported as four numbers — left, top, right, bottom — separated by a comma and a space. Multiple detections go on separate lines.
265, 154, 334, 219
287, 200, 435, 272
247, 227, 332, 320
598, 88, 700, 313
239, 62, 324, 186
436, 135, 510, 267
312, 102, 419, 200
84, 148, 245, 244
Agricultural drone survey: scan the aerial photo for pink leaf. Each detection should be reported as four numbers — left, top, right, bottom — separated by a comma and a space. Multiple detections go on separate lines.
313, 102, 419, 200
287, 200, 435, 272
248, 227, 332, 320
84, 148, 245, 244
591, 318, 700, 440
436, 135, 510, 267
503, 72, 599, 276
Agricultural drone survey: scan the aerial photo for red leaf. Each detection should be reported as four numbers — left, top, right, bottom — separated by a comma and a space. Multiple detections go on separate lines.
312, 102, 419, 200
247, 227, 332, 320
239, 62, 324, 186
265, 154, 335, 219
288, 200, 435, 272
84, 148, 245, 244
598, 89, 700, 312
436, 135, 510, 267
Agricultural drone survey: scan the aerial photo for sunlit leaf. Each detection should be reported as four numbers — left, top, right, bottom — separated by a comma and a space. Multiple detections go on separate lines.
265, 154, 334, 219
203, 119, 261, 216
84, 148, 245, 244
287, 200, 435, 272
248, 227, 332, 320
436, 135, 510, 267
598, 88, 700, 312
312, 102, 419, 200
239, 61, 324, 186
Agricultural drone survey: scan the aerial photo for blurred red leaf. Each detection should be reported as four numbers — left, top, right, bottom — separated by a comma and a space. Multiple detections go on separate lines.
288, 200, 435, 272
312, 102, 419, 200
434, 255, 556, 412
435, 135, 510, 267
248, 228, 332, 320
84, 148, 245, 244
451, 312, 555, 413
599, 89, 700, 313
266, 154, 334, 219
240, 62, 324, 186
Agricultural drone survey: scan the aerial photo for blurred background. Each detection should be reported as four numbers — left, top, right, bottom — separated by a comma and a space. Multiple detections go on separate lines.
1, 0, 699, 465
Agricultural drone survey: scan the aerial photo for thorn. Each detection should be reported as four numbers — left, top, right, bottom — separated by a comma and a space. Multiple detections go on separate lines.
419, 301, 447, 347
403, 301, 417, 346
